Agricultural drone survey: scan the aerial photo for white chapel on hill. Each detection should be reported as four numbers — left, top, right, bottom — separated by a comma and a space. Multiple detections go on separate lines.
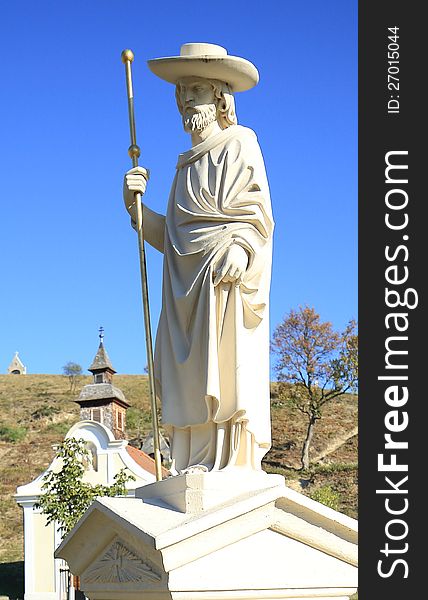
7, 351, 27, 374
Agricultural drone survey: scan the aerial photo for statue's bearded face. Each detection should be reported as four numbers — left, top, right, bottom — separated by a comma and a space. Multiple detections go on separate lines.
178, 78, 218, 133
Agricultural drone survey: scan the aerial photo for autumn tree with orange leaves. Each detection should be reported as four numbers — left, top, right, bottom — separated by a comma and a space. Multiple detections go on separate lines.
271, 306, 358, 470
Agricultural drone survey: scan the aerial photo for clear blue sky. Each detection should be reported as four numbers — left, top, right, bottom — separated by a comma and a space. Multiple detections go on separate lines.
0, 1, 357, 375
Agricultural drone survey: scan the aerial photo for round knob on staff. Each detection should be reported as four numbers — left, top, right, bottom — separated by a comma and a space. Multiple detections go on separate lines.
121, 49, 135, 63
128, 144, 141, 161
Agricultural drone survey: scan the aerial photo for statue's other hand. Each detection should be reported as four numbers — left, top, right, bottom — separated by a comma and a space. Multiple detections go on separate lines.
123, 166, 150, 217
213, 243, 249, 286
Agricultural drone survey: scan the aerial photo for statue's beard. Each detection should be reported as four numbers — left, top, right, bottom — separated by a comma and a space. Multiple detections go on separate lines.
183, 104, 217, 132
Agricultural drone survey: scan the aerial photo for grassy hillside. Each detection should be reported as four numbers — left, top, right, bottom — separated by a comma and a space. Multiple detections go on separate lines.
0, 374, 358, 566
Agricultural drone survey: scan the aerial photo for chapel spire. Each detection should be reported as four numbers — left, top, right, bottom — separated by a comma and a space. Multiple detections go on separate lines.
88, 326, 115, 383
75, 329, 129, 439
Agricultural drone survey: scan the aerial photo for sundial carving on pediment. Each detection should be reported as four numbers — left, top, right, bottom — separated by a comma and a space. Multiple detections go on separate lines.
84, 539, 161, 584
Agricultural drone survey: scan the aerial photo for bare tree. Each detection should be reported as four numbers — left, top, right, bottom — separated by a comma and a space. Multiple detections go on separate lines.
62, 361, 82, 392
271, 306, 358, 470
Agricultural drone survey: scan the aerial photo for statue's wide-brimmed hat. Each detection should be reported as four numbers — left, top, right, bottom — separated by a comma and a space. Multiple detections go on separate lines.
147, 43, 259, 92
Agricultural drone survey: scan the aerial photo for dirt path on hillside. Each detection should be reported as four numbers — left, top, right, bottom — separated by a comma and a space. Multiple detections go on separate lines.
313, 426, 358, 463
0, 444, 14, 464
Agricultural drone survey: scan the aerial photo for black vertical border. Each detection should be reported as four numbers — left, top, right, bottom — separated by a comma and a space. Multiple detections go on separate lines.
359, 1, 424, 598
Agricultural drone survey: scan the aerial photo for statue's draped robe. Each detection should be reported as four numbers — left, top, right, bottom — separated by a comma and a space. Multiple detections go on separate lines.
154, 125, 274, 472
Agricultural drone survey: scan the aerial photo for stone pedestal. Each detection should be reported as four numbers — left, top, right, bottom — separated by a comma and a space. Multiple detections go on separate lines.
136, 470, 284, 512
56, 471, 358, 600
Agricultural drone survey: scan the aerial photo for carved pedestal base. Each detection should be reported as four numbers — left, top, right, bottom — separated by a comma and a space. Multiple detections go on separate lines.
56, 474, 358, 600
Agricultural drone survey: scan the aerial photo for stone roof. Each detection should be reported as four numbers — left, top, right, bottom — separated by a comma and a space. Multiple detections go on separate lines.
88, 342, 115, 373
75, 383, 130, 407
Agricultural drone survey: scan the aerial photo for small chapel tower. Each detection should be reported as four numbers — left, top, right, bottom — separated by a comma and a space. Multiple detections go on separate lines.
75, 328, 130, 439
8, 351, 27, 375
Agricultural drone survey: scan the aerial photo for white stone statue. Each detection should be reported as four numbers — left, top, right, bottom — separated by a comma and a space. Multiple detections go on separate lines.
123, 43, 274, 475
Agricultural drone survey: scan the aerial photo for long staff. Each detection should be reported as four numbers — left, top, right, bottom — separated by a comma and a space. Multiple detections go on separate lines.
121, 49, 162, 481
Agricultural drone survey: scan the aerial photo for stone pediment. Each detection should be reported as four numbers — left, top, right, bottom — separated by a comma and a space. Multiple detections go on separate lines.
56, 475, 357, 599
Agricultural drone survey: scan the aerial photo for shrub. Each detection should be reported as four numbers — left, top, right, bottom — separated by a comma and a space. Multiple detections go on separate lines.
310, 485, 340, 511
126, 407, 145, 430
45, 422, 70, 436
31, 405, 60, 420
0, 424, 27, 443
37, 437, 135, 534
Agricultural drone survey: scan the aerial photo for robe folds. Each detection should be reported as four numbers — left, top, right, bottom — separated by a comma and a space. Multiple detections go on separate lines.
154, 124, 274, 465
